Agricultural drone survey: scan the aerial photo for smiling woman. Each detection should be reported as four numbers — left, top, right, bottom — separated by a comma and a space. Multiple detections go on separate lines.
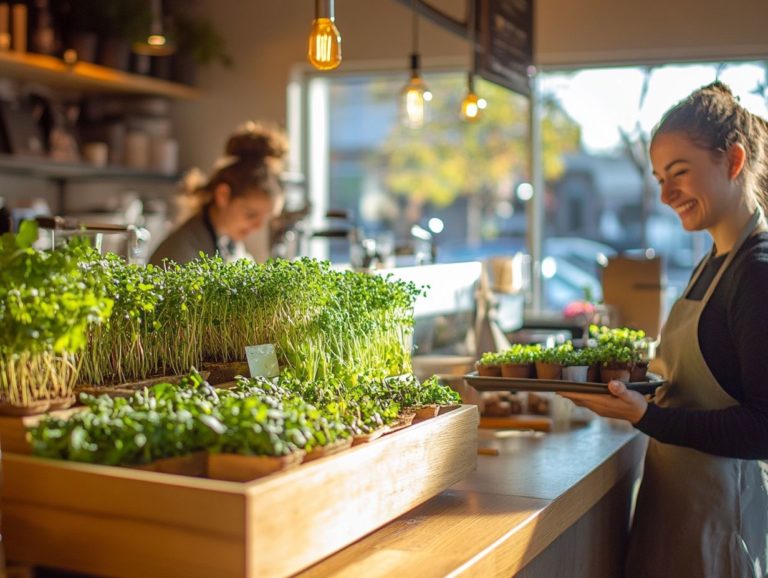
561, 81, 768, 578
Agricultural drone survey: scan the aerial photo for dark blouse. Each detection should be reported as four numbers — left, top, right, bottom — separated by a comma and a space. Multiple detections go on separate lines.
636, 232, 768, 459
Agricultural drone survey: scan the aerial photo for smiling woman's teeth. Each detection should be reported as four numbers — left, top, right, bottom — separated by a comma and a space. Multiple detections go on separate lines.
677, 200, 696, 214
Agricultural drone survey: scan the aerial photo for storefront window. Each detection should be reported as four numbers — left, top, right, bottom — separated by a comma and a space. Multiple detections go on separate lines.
298, 61, 768, 313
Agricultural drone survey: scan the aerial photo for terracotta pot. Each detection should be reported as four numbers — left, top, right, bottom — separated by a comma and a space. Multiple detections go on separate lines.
385, 412, 416, 434
207, 451, 305, 482
351, 426, 388, 446
535, 362, 563, 380
600, 366, 631, 384
587, 364, 600, 383
132, 452, 208, 477
501, 362, 533, 378
413, 404, 440, 422
476, 363, 502, 377
630, 362, 649, 382
304, 438, 353, 462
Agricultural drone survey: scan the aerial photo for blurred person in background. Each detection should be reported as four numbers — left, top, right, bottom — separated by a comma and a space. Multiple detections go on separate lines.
150, 122, 286, 265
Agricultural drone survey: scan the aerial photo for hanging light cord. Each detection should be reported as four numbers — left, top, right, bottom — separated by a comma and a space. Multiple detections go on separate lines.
412, 0, 418, 54
468, 0, 476, 77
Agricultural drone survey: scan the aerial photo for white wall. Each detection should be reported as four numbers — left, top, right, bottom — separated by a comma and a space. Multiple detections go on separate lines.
536, 0, 768, 67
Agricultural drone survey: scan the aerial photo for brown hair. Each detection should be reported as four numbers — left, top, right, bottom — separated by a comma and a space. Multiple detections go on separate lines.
183, 122, 288, 214
652, 81, 768, 214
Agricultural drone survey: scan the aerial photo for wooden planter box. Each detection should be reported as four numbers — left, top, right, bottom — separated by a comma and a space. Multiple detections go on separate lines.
2, 405, 478, 578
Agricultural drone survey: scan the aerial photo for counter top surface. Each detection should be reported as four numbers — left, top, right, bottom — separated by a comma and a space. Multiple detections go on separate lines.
299, 418, 646, 577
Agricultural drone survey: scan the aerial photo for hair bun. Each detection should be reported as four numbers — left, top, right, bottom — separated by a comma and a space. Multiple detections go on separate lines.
225, 121, 288, 165
702, 80, 734, 98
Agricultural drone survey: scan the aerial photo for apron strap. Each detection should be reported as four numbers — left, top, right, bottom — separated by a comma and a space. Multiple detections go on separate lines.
683, 245, 717, 298
701, 208, 764, 304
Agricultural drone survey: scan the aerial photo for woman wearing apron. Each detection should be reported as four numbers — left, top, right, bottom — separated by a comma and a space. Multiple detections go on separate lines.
561, 81, 768, 578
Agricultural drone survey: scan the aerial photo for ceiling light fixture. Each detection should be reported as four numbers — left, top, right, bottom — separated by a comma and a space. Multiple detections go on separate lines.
132, 0, 175, 56
400, 0, 432, 129
308, 0, 342, 71
460, 0, 486, 122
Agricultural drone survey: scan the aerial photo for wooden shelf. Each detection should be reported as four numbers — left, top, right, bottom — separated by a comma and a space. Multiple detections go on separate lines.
0, 154, 179, 182
0, 51, 199, 100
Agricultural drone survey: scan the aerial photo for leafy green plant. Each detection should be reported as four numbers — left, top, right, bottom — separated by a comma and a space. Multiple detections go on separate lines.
0, 223, 113, 405
596, 343, 635, 367
499, 344, 541, 365
538, 342, 573, 364
589, 325, 647, 362
563, 347, 591, 367
477, 351, 503, 367
30, 369, 459, 466
77, 255, 422, 386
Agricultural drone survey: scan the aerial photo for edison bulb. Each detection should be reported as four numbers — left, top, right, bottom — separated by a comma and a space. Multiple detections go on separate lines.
461, 91, 487, 122
308, 17, 342, 70
401, 74, 432, 129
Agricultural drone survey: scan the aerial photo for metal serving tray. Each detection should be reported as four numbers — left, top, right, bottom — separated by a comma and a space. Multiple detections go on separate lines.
463, 371, 665, 395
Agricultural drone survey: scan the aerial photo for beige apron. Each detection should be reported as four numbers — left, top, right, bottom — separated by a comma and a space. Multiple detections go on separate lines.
626, 210, 768, 578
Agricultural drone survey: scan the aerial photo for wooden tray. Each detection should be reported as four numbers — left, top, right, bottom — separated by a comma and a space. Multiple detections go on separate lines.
74, 371, 211, 398
2, 405, 478, 578
464, 371, 665, 395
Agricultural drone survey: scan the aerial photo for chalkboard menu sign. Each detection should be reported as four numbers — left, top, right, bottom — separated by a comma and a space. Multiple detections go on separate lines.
475, 0, 534, 96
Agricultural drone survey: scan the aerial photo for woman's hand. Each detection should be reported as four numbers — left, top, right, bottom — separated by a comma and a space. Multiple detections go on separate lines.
558, 380, 648, 424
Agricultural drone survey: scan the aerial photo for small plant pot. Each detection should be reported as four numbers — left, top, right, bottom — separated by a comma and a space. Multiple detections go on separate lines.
562, 365, 589, 382
304, 438, 353, 462
600, 366, 631, 384
132, 452, 208, 477
385, 411, 417, 434
207, 451, 305, 482
501, 362, 533, 378
0, 399, 51, 416
413, 404, 440, 422
476, 363, 502, 377
351, 426, 388, 446
535, 362, 563, 380
587, 364, 600, 383
630, 362, 649, 382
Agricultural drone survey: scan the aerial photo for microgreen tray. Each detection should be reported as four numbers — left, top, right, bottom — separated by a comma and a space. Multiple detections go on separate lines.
463, 371, 665, 395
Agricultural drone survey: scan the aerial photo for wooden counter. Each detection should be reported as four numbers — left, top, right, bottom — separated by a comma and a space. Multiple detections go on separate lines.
299, 419, 647, 578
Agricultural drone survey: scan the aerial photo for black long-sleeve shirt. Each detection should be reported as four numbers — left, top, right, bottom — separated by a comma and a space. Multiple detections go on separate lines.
635, 232, 768, 459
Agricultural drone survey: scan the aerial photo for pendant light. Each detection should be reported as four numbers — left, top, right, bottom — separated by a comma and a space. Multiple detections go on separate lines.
308, 0, 342, 71
133, 0, 175, 56
460, 0, 486, 122
400, 0, 432, 129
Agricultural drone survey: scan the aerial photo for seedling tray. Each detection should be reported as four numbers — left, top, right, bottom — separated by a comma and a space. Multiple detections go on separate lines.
2, 405, 478, 578
464, 371, 665, 395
